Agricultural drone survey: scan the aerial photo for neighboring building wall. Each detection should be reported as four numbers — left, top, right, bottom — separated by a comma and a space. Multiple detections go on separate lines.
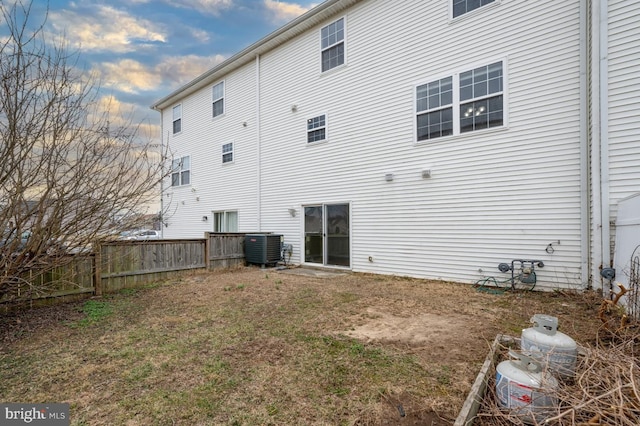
257, 0, 586, 289
607, 0, 640, 238
162, 61, 259, 238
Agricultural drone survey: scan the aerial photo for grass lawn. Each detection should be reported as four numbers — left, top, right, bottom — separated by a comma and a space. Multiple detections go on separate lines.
0, 268, 604, 425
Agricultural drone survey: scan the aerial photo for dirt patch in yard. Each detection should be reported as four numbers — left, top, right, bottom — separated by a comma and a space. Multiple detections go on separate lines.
0, 267, 605, 425
344, 308, 489, 361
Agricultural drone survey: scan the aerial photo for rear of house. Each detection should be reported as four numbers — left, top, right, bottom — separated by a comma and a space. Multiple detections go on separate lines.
153, 0, 638, 291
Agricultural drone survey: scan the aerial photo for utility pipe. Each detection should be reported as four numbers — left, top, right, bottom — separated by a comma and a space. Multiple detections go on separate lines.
256, 54, 262, 231
590, 0, 603, 291
579, 0, 589, 289
599, 0, 611, 296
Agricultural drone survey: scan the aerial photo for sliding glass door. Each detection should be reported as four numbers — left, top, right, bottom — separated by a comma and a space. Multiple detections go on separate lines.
304, 203, 350, 267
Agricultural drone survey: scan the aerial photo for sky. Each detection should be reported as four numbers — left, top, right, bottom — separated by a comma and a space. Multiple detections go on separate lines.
7, 0, 318, 141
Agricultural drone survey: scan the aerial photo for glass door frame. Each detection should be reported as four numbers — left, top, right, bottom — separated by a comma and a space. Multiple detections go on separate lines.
302, 202, 351, 268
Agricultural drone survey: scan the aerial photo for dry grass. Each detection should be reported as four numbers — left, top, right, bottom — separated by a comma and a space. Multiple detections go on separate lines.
0, 267, 605, 425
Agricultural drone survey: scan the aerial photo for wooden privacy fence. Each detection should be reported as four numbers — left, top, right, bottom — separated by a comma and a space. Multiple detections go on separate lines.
1, 233, 250, 311
206, 232, 246, 270
96, 239, 207, 294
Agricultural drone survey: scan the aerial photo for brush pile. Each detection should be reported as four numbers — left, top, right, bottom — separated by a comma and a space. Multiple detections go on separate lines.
475, 290, 640, 425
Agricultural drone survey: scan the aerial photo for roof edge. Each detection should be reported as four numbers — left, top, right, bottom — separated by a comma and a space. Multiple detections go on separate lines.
150, 0, 361, 112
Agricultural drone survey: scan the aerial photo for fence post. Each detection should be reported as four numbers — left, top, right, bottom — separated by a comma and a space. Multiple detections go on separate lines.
204, 232, 211, 271
94, 242, 102, 296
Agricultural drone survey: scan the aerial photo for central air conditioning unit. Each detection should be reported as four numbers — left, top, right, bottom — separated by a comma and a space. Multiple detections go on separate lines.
245, 234, 282, 266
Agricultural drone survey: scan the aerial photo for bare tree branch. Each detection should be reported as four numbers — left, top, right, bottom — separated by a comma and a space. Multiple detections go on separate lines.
0, 0, 169, 300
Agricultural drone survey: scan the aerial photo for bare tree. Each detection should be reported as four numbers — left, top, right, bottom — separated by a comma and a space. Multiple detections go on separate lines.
0, 1, 168, 300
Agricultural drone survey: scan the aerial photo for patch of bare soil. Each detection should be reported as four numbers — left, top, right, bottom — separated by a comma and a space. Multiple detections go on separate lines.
344, 308, 487, 362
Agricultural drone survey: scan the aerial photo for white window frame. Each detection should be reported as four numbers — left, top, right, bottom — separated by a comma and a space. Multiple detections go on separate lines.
306, 113, 328, 144
451, 0, 499, 20
415, 59, 507, 143
320, 17, 346, 73
171, 155, 190, 187
222, 142, 233, 164
172, 104, 182, 134
212, 81, 224, 118
213, 210, 237, 232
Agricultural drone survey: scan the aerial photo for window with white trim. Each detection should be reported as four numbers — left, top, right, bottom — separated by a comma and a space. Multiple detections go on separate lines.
307, 114, 326, 143
453, 0, 496, 18
416, 77, 453, 140
459, 61, 503, 132
212, 81, 224, 118
171, 156, 190, 187
213, 211, 237, 232
222, 142, 233, 163
416, 61, 504, 141
321, 18, 344, 72
172, 104, 182, 134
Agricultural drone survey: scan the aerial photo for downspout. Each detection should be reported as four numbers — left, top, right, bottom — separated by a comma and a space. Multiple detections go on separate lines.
579, 0, 589, 289
599, 0, 611, 295
590, 0, 603, 291
256, 54, 262, 231
160, 117, 165, 238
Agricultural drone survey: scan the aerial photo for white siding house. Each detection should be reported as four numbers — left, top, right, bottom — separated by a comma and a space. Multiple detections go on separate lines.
152, 0, 639, 291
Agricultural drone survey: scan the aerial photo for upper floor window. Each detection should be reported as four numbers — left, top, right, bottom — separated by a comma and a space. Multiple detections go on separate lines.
416, 77, 453, 140
453, 0, 496, 18
416, 61, 504, 142
172, 104, 182, 134
212, 81, 224, 118
307, 114, 327, 143
460, 61, 503, 133
321, 18, 344, 72
222, 142, 233, 163
171, 156, 190, 187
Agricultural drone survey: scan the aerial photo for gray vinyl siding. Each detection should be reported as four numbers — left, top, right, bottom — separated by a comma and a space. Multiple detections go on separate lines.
608, 0, 640, 223
257, 0, 584, 289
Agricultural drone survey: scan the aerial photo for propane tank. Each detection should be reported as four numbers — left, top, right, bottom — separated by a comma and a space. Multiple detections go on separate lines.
495, 351, 559, 424
521, 314, 577, 379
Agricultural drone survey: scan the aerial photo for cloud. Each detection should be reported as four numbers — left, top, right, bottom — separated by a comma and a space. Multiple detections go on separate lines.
155, 54, 227, 89
263, 0, 314, 23
49, 5, 166, 53
98, 60, 162, 94
96, 54, 226, 95
167, 0, 233, 16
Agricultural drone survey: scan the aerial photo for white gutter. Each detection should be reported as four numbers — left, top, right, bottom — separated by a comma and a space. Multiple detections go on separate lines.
579, 0, 589, 289
599, 0, 611, 295
256, 54, 262, 232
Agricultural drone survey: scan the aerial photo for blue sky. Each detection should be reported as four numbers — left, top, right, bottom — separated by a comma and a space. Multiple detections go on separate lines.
15, 0, 318, 140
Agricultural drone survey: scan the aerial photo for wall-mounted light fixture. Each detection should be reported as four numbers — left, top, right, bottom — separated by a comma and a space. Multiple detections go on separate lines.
422, 169, 432, 179
384, 173, 394, 182
202, 215, 208, 222
288, 207, 297, 217
291, 105, 298, 112
242, 121, 247, 127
